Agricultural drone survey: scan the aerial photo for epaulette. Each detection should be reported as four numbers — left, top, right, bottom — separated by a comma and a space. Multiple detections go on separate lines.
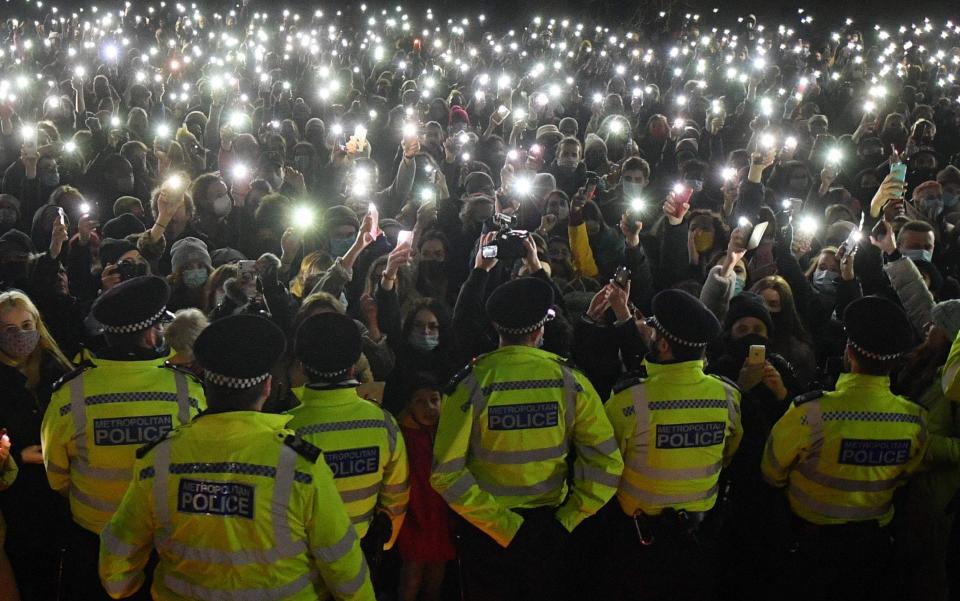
51, 361, 95, 392
136, 430, 173, 459
708, 373, 741, 392
285, 435, 321, 463
793, 390, 824, 406
161, 362, 202, 384
612, 368, 648, 394
553, 355, 583, 372
444, 362, 476, 396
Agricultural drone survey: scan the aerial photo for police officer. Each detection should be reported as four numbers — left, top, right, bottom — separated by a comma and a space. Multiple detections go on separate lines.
431, 277, 624, 601
99, 314, 374, 600
287, 313, 409, 584
762, 296, 927, 601
603, 289, 741, 601
41, 275, 205, 600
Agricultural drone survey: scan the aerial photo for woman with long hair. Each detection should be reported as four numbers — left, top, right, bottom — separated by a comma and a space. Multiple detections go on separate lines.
749, 275, 817, 385
0, 290, 73, 600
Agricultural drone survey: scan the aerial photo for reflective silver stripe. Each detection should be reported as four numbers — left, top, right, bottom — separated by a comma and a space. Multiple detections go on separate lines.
382, 481, 408, 494
763, 437, 786, 475
313, 527, 357, 564
559, 366, 577, 433
351, 507, 376, 525
384, 503, 407, 517
471, 443, 567, 465
164, 571, 316, 601
432, 457, 465, 474
802, 401, 826, 463
339, 482, 380, 503
159, 539, 306, 565
273, 446, 302, 558
70, 484, 119, 512
583, 436, 619, 457
465, 374, 488, 453
796, 463, 903, 492
101, 525, 137, 557
69, 377, 88, 468
575, 463, 622, 488
46, 463, 69, 475
723, 385, 739, 423
330, 558, 369, 597
173, 372, 191, 425
627, 458, 722, 480
438, 472, 477, 505
943, 363, 960, 395
619, 478, 719, 506
102, 575, 142, 597
627, 384, 651, 474
73, 461, 131, 481
153, 441, 172, 528
383, 411, 399, 455
788, 485, 889, 521
478, 472, 566, 497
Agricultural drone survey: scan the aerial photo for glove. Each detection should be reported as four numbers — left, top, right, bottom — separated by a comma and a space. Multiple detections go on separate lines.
222, 277, 249, 306
360, 511, 392, 555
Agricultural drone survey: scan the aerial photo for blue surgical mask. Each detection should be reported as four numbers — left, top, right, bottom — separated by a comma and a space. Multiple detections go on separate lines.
329, 236, 354, 257
812, 269, 839, 295
623, 181, 644, 198
733, 276, 745, 296
409, 331, 439, 352
902, 248, 933, 263
40, 171, 60, 188
686, 179, 704, 192
943, 191, 959, 209
182, 268, 208, 288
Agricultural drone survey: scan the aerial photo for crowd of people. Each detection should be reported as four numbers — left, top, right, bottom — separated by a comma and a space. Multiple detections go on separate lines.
1, 0, 960, 599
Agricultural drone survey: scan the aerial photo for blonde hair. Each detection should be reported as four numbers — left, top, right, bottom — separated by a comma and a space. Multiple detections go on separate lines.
164, 308, 209, 360
0, 290, 72, 370
289, 251, 334, 298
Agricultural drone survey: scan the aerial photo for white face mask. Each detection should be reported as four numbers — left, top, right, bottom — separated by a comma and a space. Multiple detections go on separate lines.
211, 195, 232, 217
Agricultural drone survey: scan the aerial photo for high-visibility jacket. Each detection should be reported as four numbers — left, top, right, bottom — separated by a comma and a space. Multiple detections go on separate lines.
762, 373, 928, 526
605, 359, 742, 517
286, 384, 409, 546
99, 411, 374, 601
430, 345, 624, 547
944, 330, 960, 401
41, 357, 205, 533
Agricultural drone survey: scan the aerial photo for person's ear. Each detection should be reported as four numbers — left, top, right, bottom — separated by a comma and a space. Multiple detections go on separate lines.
254, 376, 273, 410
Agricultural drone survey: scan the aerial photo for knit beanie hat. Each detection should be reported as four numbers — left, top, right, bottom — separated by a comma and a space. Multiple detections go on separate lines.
170, 237, 211, 273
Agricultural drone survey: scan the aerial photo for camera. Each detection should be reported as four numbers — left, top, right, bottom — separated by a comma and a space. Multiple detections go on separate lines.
482, 213, 529, 261
116, 259, 148, 282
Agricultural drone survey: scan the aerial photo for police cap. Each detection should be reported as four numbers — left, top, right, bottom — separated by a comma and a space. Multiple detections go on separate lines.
843, 296, 914, 361
92, 275, 170, 334
485, 277, 555, 336
194, 314, 286, 389
295, 313, 362, 379
648, 289, 720, 348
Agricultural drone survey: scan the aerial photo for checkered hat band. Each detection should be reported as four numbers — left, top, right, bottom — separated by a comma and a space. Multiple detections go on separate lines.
494, 314, 550, 336
849, 339, 903, 362
303, 364, 351, 379
648, 315, 708, 348
102, 306, 168, 334
205, 369, 270, 389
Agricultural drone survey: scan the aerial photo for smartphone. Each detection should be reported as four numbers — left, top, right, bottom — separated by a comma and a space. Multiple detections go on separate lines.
584, 176, 599, 200
672, 183, 694, 207
397, 229, 414, 247
746, 221, 769, 250
890, 162, 907, 199
368, 203, 380, 239
57, 207, 67, 227
237, 260, 257, 281
748, 345, 766, 365
496, 105, 510, 121
613, 265, 631, 289
481, 245, 498, 259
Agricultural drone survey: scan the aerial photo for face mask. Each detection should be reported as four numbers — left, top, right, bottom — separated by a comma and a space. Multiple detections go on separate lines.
211, 195, 232, 217
419, 260, 445, 279
925, 196, 944, 218
622, 181, 644, 198
266, 174, 283, 191
0, 328, 40, 359
0, 208, 16, 224
182, 268, 208, 288
693, 230, 715, 253
812, 269, 839, 295
409, 331, 440, 352
557, 157, 579, 172
733, 276, 746, 296
40, 171, 60, 188
686, 179, 704, 192
329, 236, 354, 257
728, 332, 768, 362
902, 248, 933, 263
944, 191, 959, 208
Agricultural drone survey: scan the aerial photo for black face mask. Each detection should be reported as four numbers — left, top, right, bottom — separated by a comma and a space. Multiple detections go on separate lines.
418, 259, 446, 280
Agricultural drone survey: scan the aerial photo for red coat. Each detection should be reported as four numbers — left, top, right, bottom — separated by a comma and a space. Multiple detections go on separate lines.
396, 414, 457, 563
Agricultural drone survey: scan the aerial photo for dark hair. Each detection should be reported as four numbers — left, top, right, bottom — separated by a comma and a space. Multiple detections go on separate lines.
849, 345, 902, 376
898, 220, 934, 239
103, 327, 153, 351
621, 156, 650, 179
664, 339, 707, 362
203, 380, 269, 411
401, 297, 454, 352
